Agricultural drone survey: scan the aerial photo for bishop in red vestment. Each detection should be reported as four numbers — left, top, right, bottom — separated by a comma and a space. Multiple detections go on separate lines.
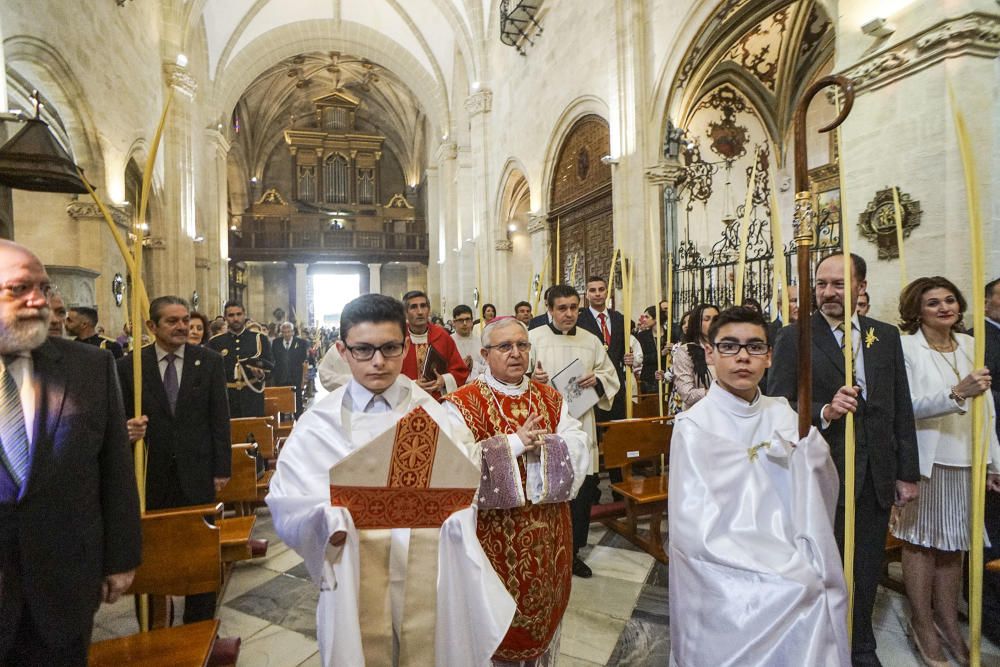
401, 290, 468, 399
445, 317, 590, 666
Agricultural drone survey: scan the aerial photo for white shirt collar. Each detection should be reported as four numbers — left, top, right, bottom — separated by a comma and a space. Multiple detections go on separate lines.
708, 381, 762, 417
347, 377, 404, 411
590, 306, 608, 320
481, 366, 529, 396
823, 312, 860, 333
155, 342, 184, 362
409, 327, 428, 344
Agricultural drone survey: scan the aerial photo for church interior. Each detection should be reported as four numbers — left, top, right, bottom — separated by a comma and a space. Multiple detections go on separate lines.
1, 0, 999, 665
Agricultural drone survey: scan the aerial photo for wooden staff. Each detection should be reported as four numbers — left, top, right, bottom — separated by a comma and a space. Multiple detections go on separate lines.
792, 75, 854, 438
623, 255, 634, 418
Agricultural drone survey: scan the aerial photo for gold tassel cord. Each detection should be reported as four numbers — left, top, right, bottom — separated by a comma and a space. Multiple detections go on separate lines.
951, 82, 987, 667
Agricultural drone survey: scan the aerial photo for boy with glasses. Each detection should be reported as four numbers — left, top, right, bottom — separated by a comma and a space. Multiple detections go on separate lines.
668, 306, 849, 666
267, 294, 513, 665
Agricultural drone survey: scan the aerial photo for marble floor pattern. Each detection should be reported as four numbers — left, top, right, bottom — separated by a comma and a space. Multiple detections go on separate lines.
92, 496, 1000, 666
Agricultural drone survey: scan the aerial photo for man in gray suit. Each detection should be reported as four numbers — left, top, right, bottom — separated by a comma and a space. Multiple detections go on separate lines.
768, 253, 919, 667
0, 240, 141, 665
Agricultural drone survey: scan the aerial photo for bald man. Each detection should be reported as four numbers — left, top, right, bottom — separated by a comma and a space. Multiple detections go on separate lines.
0, 240, 141, 665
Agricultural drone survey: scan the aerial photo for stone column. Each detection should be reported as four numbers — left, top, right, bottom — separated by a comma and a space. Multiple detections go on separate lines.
368, 262, 382, 294
527, 212, 550, 312
425, 164, 441, 308
465, 90, 496, 309
645, 160, 686, 303
433, 142, 458, 310
64, 201, 131, 332
294, 263, 309, 325
154, 62, 197, 297
203, 128, 231, 314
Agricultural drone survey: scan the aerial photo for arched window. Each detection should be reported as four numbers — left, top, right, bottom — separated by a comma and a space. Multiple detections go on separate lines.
324, 154, 349, 203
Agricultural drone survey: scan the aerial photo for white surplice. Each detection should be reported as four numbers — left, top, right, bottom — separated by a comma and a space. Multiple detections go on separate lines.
266, 375, 516, 667
668, 383, 849, 667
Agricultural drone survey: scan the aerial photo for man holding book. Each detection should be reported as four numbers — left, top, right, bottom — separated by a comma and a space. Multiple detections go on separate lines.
529, 284, 619, 577
400, 290, 468, 400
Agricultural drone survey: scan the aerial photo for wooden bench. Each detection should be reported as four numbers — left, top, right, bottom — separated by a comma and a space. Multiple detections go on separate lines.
89, 505, 225, 667
264, 386, 297, 440
217, 443, 259, 516
598, 416, 673, 563
230, 417, 277, 501
632, 392, 667, 419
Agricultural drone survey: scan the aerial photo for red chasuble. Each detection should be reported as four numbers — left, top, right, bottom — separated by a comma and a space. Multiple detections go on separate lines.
446, 379, 572, 662
401, 323, 469, 399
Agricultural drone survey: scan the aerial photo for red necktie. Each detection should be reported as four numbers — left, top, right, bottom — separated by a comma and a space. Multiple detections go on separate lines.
599, 313, 611, 346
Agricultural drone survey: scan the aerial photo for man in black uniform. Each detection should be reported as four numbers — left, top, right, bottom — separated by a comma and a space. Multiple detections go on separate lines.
65, 306, 124, 358
207, 300, 273, 417
271, 321, 309, 417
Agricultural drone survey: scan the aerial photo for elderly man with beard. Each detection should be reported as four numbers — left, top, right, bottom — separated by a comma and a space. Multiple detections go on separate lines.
0, 241, 141, 665
444, 317, 589, 666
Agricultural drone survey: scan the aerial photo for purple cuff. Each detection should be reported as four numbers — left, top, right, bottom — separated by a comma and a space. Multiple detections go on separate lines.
477, 435, 525, 510
537, 434, 574, 503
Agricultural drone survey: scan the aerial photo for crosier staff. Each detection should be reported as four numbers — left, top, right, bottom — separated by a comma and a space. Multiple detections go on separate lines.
791, 74, 855, 634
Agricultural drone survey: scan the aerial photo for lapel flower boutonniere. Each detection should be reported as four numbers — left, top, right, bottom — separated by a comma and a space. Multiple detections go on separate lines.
747, 440, 771, 462
864, 327, 879, 349
194, 359, 201, 367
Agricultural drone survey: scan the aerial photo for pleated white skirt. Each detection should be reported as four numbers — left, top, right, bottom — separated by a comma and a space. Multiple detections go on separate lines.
892, 463, 991, 552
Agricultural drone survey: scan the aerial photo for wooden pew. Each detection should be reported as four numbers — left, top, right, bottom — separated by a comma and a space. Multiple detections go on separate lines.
632, 392, 666, 419
264, 386, 297, 440
89, 504, 225, 667
217, 443, 259, 516
230, 417, 276, 501
598, 416, 673, 563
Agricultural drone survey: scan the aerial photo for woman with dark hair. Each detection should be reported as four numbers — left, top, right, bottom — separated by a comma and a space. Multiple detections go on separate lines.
187, 311, 211, 346
891, 276, 1000, 665
481, 303, 497, 323
668, 303, 719, 410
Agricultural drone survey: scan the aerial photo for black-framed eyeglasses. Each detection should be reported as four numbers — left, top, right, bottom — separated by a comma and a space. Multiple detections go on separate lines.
713, 341, 770, 356
344, 341, 406, 361
0, 282, 53, 300
484, 341, 531, 354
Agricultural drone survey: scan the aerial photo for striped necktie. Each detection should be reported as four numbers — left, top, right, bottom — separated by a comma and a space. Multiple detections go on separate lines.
0, 355, 30, 489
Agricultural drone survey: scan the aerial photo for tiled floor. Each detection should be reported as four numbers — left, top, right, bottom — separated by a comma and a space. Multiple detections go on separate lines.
92, 502, 1000, 666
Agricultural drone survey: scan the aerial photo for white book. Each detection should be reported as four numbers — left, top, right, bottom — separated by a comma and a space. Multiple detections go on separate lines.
549, 357, 600, 419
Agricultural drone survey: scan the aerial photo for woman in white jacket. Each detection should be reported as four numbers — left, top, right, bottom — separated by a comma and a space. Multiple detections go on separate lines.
892, 276, 1000, 666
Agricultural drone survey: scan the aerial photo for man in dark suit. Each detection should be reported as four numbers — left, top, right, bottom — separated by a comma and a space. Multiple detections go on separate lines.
768, 252, 919, 666
576, 276, 632, 421
0, 240, 141, 665
120, 295, 230, 623
66, 305, 124, 358
528, 288, 554, 330
271, 321, 309, 417
982, 276, 1000, 644
208, 300, 274, 417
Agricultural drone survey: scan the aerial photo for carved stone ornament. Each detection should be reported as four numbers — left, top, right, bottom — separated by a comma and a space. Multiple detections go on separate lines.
495, 239, 513, 252
191, 290, 200, 310
858, 187, 922, 260
66, 200, 131, 228
163, 63, 197, 98
527, 213, 548, 234
841, 12, 1000, 94
645, 161, 687, 186
464, 89, 493, 116
435, 142, 458, 163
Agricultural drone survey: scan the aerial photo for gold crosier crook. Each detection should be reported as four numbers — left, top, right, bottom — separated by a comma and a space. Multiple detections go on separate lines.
791, 74, 855, 635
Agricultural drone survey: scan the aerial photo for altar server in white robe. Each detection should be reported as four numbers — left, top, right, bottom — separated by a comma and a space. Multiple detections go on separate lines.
528, 284, 619, 578
669, 307, 849, 667
267, 294, 515, 667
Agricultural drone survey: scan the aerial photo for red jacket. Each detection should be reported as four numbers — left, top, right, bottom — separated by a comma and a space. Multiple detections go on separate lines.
401, 323, 470, 399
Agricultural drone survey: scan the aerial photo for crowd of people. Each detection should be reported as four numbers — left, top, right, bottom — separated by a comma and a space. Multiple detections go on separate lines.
3, 234, 1000, 666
